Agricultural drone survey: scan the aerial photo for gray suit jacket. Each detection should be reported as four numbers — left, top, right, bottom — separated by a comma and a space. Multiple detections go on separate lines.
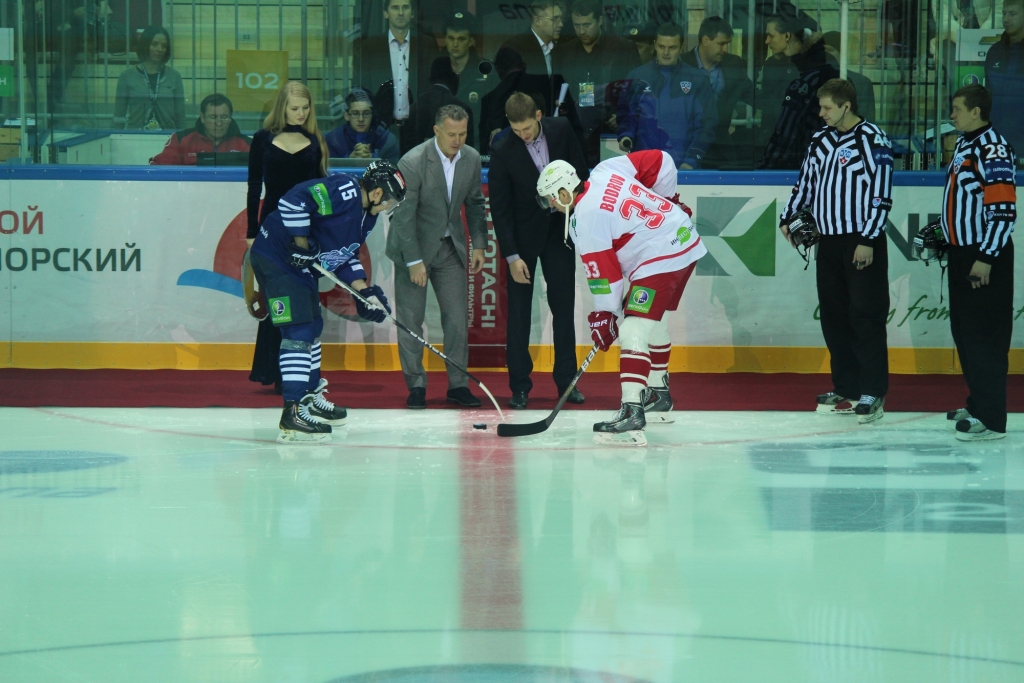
386, 139, 488, 268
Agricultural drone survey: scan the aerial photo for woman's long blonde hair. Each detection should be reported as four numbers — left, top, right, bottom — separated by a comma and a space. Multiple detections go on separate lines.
264, 81, 330, 177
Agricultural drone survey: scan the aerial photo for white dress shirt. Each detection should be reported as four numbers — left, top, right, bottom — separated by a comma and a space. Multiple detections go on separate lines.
388, 30, 411, 120
405, 139, 463, 267
533, 29, 554, 75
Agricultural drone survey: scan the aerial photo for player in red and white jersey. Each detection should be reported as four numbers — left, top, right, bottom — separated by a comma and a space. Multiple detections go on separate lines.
538, 150, 706, 445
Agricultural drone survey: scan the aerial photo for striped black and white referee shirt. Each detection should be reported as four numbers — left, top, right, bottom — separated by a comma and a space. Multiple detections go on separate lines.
941, 124, 1017, 263
782, 120, 895, 244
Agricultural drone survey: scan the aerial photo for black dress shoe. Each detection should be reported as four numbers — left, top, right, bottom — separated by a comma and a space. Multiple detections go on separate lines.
446, 386, 482, 407
563, 387, 585, 404
407, 387, 426, 409
509, 391, 528, 409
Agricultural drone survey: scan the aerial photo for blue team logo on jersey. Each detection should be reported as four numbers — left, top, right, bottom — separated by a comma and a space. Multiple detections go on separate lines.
872, 197, 881, 207
953, 154, 966, 173
838, 148, 854, 165
680, 81, 691, 93
319, 243, 360, 271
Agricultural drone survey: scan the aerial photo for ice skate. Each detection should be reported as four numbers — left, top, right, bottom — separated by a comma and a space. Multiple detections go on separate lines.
855, 395, 885, 424
816, 392, 856, 415
946, 408, 970, 431
641, 376, 674, 424
593, 402, 647, 446
954, 418, 1006, 441
300, 378, 348, 425
278, 401, 332, 443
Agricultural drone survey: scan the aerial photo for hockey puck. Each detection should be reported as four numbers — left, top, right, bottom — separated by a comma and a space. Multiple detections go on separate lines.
473, 423, 487, 430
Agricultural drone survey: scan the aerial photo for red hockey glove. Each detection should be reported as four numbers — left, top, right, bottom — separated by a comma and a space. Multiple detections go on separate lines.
588, 311, 619, 352
669, 194, 693, 217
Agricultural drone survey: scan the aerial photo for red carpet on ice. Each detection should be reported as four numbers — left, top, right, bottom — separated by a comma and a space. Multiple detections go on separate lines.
2, 369, 1023, 412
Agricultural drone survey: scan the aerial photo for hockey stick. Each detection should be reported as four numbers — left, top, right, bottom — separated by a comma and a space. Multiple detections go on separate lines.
497, 343, 600, 437
313, 263, 506, 422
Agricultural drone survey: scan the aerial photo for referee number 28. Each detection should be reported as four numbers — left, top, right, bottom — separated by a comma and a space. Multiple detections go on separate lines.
984, 143, 1010, 158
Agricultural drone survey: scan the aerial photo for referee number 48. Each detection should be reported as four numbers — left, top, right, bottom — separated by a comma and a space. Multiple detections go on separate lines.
874, 134, 891, 148
984, 143, 1010, 158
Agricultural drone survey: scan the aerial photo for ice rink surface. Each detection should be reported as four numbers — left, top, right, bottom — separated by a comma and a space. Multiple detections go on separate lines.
1, 406, 1022, 683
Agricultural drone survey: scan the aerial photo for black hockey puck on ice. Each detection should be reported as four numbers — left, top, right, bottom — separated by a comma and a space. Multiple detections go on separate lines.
473, 423, 487, 430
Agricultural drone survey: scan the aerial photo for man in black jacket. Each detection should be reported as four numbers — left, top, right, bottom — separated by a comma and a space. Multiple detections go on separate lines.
402, 57, 475, 153
488, 93, 589, 409
478, 46, 584, 154
500, 0, 565, 76
681, 17, 755, 169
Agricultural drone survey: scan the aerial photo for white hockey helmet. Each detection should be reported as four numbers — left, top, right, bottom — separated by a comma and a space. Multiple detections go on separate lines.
536, 160, 580, 245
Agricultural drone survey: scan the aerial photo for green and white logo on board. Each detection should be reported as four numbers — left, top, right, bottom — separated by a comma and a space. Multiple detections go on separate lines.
625, 286, 655, 314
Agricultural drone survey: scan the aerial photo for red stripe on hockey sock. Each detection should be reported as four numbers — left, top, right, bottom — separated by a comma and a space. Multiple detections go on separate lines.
620, 352, 651, 385
649, 343, 671, 371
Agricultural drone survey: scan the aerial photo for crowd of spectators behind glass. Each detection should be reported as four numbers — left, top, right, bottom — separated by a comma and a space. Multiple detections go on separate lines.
43, 0, 1024, 170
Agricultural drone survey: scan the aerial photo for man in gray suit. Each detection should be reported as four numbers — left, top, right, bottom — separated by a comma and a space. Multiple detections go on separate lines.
386, 104, 488, 409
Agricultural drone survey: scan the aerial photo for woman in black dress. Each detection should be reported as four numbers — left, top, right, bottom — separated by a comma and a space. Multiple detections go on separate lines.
246, 81, 331, 391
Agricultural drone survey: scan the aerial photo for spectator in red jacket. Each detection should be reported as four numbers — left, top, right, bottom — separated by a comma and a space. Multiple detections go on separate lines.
151, 94, 251, 165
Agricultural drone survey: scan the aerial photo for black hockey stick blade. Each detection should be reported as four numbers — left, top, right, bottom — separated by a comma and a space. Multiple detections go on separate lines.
497, 343, 600, 437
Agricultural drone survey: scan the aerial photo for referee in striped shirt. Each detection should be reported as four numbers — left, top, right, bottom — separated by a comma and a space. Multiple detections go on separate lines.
781, 78, 894, 423
942, 84, 1017, 441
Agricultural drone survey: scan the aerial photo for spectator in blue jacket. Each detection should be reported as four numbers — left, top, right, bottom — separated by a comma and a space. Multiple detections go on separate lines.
985, 0, 1024, 161
617, 23, 718, 169
325, 87, 401, 163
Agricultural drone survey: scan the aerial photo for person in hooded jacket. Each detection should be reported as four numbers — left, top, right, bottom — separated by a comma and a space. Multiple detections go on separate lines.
151, 94, 251, 165
325, 88, 401, 163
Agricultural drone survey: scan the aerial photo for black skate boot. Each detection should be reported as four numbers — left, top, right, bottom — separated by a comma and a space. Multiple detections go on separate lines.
278, 400, 332, 443
300, 378, 348, 425
593, 402, 647, 446
854, 395, 884, 424
641, 376, 674, 424
816, 392, 856, 415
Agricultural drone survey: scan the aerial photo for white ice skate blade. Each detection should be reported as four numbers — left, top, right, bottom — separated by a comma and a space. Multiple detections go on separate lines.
816, 403, 856, 415
593, 430, 647, 447
277, 430, 332, 443
954, 429, 1006, 442
857, 409, 885, 424
645, 412, 675, 424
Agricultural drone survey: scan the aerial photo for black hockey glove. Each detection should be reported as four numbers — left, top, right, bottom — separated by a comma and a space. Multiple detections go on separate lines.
356, 285, 391, 323
289, 239, 321, 269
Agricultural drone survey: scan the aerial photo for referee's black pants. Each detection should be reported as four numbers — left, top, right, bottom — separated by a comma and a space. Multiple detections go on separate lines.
948, 240, 1014, 433
816, 233, 890, 399
505, 224, 578, 395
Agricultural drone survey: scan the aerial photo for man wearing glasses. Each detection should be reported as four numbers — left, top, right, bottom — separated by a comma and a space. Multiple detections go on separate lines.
502, 0, 565, 77
150, 93, 250, 165
326, 87, 401, 163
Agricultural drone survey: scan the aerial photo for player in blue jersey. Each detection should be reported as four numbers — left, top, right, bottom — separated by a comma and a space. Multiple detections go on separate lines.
249, 159, 407, 442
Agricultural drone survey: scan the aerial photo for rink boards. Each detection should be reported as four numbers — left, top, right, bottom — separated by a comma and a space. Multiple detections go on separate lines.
1, 167, 1022, 372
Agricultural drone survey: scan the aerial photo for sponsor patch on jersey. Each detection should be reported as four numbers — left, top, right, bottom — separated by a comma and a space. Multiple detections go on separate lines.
989, 209, 1016, 222
625, 286, 655, 314
675, 224, 691, 244
838, 148, 854, 165
269, 296, 292, 324
984, 158, 1016, 183
311, 183, 333, 216
588, 278, 612, 295
319, 243, 360, 271
680, 81, 691, 94
872, 147, 894, 166
871, 197, 893, 211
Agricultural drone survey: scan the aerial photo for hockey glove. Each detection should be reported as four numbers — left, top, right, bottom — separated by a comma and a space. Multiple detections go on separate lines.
669, 194, 693, 218
356, 285, 391, 323
289, 239, 321, 269
588, 310, 619, 352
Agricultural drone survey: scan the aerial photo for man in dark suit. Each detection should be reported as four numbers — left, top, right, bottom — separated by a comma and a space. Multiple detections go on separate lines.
500, 0, 564, 76
352, 0, 436, 129
488, 93, 589, 409
478, 46, 584, 154
681, 16, 756, 169
402, 57, 475, 153
553, 0, 642, 165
